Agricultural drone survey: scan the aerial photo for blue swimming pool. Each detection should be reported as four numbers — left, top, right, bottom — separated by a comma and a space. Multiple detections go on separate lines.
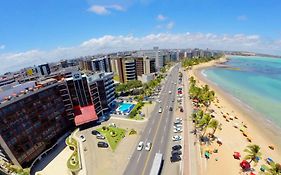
117, 103, 135, 114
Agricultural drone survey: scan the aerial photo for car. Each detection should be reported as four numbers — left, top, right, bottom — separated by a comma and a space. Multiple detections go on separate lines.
145, 142, 152, 151
180, 108, 184, 112
173, 125, 182, 129
91, 130, 100, 135
174, 121, 182, 125
171, 150, 182, 155
96, 134, 105, 140
158, 107, 162, 113
172, 135, 182, 141
174, 83, 176, 85
172, 99, 175, 102
176, 118, 183, 122
169, 107, 173, 111
97, 141, 109, 148
172, 145, 182, 150
170, 155, 181, 162
80, 135, 86, 142
137, 141, 144, 151
169, 91, 172, 94
173, 128, 183, 133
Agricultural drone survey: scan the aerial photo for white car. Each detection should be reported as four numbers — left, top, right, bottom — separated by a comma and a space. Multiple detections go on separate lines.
80, 135, 86, 142
158, 107, 162, 113
169, 91, 172, 94
173, 128, 183, 133
172, 135, 182, 141
137, 141, 144, 151
173, 124, 183, 129
145, 142, 152, 151
176, 118, 183, 122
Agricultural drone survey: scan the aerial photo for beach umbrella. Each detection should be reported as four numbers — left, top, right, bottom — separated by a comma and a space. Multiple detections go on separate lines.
240, 160, 251, 170
233, 152, 241, 160
266, 158, 274, 164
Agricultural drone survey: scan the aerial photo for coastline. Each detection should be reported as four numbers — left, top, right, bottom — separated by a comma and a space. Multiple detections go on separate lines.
188, 56, 281, 174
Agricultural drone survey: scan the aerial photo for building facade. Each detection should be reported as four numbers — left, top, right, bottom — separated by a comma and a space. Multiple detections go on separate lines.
0, 82, 71, 168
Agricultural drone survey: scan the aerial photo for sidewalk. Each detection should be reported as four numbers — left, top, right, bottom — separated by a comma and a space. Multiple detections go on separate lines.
182, 68, 201, 175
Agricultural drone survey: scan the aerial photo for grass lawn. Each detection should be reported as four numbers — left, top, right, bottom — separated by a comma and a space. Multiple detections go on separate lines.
130, 114, 144, 120
65, 135, 80, 172
96, 126, 126, 151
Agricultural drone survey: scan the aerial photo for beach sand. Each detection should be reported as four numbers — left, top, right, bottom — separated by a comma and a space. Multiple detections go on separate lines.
188, 57, 281, 175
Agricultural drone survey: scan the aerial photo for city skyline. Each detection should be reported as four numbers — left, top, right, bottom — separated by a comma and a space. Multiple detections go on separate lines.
1, 0, 281, 73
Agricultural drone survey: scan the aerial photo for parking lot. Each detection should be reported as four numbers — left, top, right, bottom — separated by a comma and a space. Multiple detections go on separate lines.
77, 117, 148, 175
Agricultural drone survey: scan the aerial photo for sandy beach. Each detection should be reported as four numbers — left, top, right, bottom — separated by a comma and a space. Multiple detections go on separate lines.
188, 56, 281, 174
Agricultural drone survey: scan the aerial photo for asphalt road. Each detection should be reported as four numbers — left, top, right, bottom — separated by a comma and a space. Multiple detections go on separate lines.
123, 64, 180, 175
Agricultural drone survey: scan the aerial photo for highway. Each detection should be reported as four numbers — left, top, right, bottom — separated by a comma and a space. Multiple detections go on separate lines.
123, 64, 180, 175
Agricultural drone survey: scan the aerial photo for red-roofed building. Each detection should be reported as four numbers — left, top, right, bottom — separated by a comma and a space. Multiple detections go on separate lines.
74, 105, 99, 126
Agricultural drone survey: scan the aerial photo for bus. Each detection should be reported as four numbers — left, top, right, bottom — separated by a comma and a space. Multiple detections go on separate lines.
149, 153, 163, 175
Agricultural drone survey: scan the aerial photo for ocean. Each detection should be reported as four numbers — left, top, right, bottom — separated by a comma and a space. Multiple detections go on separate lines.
203, 56, 281, 129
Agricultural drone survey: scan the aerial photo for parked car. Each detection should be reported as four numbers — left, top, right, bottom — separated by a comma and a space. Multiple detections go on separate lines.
171, 150, 182, 155
80, 135, 86, 142
172, 135, 182, 141
158, 107, 162, 113
170, 155, 181, 162
169, 91, 172, 94
175, 118, 183, 122
97, 141, 109, 148
173, 125, 183, 129
172, 145, 182, 150
96, 134, 105, 140
137, 141, 144, 151
91, 130, 100, 135
173, 128, 183, 133
145, 142, 152, 151
169, 107, 173, 111
180, 108, 184, 112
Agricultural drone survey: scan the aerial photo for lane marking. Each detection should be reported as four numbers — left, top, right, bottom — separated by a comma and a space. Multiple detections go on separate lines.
161, 136, 164, 144
140, 68, 176, 175
137, 153, 142, 163
148, 128, 152, 135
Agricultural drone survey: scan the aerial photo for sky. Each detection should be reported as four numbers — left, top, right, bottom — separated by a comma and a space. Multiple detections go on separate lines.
0, 0, 281, 73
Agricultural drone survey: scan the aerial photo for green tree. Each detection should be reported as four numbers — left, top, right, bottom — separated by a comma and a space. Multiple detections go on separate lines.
266, 162, 281, 175
244, 144, 262, 164
208, 119, 219, 135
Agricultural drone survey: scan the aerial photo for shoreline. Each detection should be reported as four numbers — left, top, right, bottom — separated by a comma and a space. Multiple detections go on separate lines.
188, 56, 281, 174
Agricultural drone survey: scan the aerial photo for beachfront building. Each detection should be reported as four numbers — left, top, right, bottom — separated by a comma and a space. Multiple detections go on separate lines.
87, 72, 116, 117
0, 80, 71, 168
0, 70, 116, 168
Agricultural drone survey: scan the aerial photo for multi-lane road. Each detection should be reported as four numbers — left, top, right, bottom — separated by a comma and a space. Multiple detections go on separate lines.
123, 64, 181, 175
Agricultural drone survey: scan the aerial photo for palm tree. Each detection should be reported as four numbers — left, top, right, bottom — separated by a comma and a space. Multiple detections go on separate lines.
266, 162, 281, 175
244, 144, 262, 164
208, 119, 219, 135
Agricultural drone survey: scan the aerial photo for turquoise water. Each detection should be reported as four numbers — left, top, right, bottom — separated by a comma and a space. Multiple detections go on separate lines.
118, 103, 135, 113
203, 56, 281, 128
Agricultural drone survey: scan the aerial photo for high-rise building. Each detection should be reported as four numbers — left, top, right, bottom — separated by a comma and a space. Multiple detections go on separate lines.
111, 57, 137, 83
88, 72, 115, 115
135, 57, 144, 76
0, 70, 116, 168
36, 64, 51, 76
91, 57, 111, 72
0, 81, 71, 168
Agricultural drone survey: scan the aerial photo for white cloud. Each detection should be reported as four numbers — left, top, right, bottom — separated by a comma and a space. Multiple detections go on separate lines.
237, 15, 248, 21
0, 45, 5, 50
1, 32, 281, 74
166, 21, 174, 30
88, 4, 125, 15
157, 14, 166, 21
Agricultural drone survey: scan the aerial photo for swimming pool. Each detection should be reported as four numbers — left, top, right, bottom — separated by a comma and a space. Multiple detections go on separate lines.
116, 103, 135, 114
